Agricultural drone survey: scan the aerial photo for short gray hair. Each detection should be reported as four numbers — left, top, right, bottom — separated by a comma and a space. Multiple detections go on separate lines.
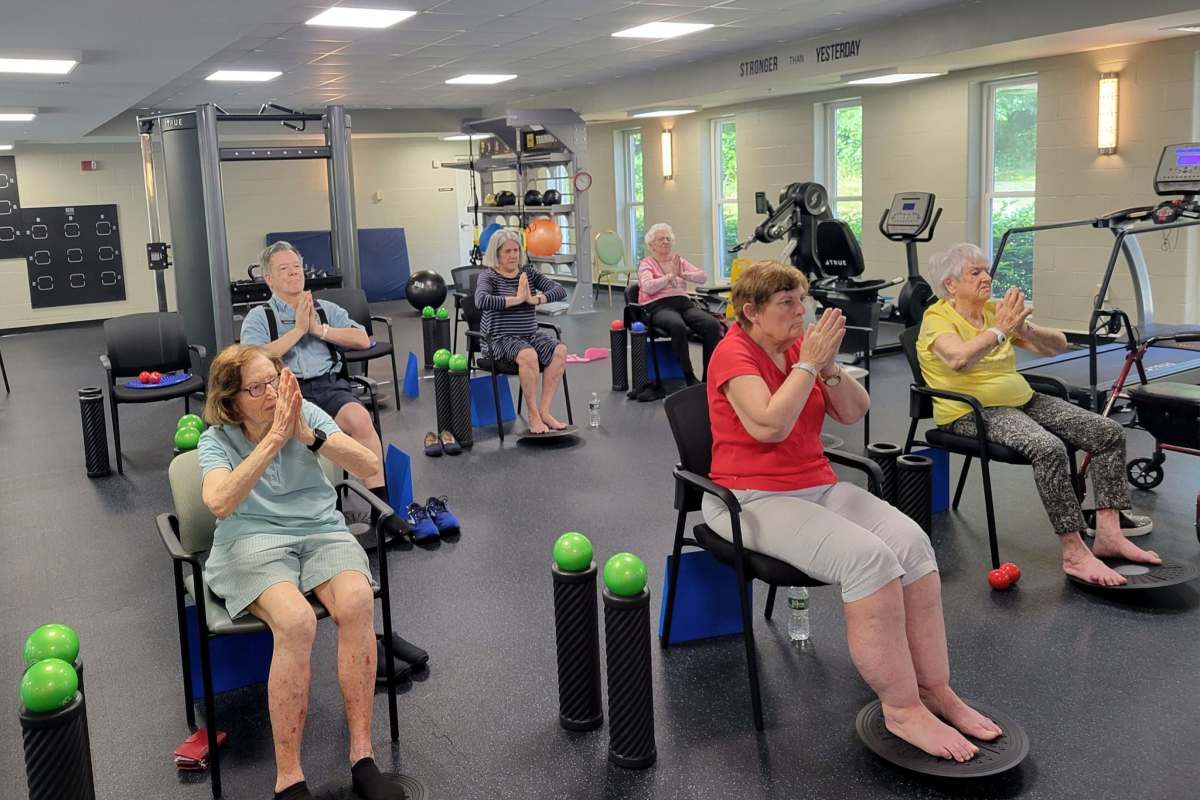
644, 222, 675, 247
925, 243, 987, 299
483, 228, 524, 269
259, 240, 302, 275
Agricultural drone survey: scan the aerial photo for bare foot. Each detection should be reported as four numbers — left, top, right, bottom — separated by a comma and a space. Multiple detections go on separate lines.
1093, 532, 1161, 566
540, 411, 568, 430
1062, 545, 1127, 586
882, 703, 978, 762
526, 413, 549, 434
920, 686, 1003, 741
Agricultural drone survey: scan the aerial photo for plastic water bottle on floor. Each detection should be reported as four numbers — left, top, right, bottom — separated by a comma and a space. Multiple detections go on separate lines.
787, 586, 810, 645
588, 393, 601, 428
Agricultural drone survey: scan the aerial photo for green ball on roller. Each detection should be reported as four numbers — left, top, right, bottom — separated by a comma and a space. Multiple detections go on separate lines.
448, 354, 469, 373
20, 658, 78, 713
432, 349, 452, 369
436, 307, 450, 320
177, 413, 205, 432
553, 532, 593, 572
23, 624, 80, 668
603, 552, 647, 597
174, 427, 201, 451
421, 306, 435, 318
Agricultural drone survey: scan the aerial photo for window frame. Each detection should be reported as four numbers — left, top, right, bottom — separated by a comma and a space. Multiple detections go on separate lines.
615, 127, 645, 266
981, 76, 1038, 275
824, 99, 863, 236
710, 115, 737, 279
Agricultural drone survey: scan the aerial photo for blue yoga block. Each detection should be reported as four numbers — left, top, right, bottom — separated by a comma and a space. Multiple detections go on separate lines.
647, 340, 685, 381
469, 374, 516, 426
658, 550, 753, 644
912, 446, 950, 514
185, 604, 273, 700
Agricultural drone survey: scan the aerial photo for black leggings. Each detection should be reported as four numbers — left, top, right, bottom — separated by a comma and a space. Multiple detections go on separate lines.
645, 295, 723, 379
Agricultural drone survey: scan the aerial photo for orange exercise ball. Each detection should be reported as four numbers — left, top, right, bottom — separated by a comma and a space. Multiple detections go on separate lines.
525, 217, 562, 258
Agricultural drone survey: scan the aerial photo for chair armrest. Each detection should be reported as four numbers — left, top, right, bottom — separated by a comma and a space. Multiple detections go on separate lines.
910, 385, 992, 452
99, 354, 112, 371
156, 513, 201, 568
334, 479, 405, 552
536, 321, 563, 339
370, 315, 394, 343
1023, 372, 1070, 400
348, 374, 378, 393
825, 448, 884, 497
188, 343, 207, 360
674, 468, 741, 516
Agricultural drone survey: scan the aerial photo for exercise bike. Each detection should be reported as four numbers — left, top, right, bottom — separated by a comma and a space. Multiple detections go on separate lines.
877, 192, 941, 352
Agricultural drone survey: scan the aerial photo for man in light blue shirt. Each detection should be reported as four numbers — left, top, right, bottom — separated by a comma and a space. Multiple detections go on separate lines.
240, 241, 388, 507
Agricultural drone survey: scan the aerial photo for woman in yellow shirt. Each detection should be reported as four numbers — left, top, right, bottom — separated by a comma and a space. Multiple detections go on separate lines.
916, 243, 1158, 587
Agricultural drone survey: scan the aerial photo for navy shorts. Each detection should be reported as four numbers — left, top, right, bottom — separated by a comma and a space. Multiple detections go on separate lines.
299, 373, 360, 419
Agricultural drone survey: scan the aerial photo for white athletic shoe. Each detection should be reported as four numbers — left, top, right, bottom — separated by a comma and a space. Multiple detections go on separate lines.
1083, 509, 1154, 538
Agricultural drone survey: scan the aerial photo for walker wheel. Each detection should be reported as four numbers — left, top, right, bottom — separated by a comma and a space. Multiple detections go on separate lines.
1127, 458, 1163, 490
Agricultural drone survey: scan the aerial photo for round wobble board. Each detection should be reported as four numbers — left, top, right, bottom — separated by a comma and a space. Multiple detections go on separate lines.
1066, 557, 1199, 590
855, 700, 1029, 778
315, 774, 428, 800
516, 424, 579, 444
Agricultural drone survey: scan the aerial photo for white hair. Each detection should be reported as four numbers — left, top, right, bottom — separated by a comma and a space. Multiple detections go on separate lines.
925, 243, 987, 299
483, 228, 524, 269
259, 240, 302, 274
644, 222, 675, 247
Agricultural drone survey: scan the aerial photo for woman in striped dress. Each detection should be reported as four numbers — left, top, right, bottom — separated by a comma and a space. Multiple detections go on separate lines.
474, 229, 570, 433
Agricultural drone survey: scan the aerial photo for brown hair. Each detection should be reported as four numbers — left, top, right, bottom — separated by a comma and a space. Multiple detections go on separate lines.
203, 344, 284, 427
730, 260, 809, 326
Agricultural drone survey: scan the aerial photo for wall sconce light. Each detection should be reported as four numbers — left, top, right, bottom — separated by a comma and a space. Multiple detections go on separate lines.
661, 129, 673, 179
1098, 72, 1119, 155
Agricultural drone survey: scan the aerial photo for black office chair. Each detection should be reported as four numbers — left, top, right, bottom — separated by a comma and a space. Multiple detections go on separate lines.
660, 384, 884, 731
459, 276, 573, 442
101, 312, 207, 474
313, 287, 400, 402
158, 453, 402, 799
898, 326, 1076, 568
0, 340, 9, 393
450, 265, 484, 353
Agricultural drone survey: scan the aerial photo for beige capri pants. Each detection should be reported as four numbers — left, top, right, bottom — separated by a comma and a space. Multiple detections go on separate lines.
701, 482, 937, 603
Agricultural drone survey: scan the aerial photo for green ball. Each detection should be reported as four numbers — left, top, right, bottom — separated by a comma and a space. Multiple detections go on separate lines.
553, 532, 593, 572
603, 552, 647, 597
448, 354, 469, 373
174, 426, 201, 451
177, 413, 205, 432
436, 307, 450, 320
23, 624, 79, 668
432, 348, 452, 369
20, 658, 78, 713
421, 306, 435, 318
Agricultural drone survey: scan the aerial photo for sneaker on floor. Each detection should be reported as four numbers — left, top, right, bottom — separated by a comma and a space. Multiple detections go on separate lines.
426, 496, 461, 537
406, 502, 440, 542
1083, 509, 1154, 537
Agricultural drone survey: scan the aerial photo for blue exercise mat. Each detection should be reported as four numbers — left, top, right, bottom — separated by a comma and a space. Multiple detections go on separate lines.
658, 549, 752, 644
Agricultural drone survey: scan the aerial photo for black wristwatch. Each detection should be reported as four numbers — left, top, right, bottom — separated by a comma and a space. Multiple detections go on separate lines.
307, 427, 327, 453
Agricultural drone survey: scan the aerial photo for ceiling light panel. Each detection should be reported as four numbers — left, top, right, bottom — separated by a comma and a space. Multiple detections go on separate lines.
612, 22, 714, 39
206, 70, 282, 81
445, 74, 517, 85
846, 72, 942, 85
0, 57, 77, 75
305, 8, 417, 29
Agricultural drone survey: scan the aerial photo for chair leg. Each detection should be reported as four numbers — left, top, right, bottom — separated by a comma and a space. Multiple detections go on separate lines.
0, 348, 9, 393
660, 511, 688, 647
109, 393, 123, 475
173, 564, 196, 730
903, 418, 919, 454
197, 631, 222, 798
561, 370, 573, 426
733, 557, 764, 731
389, 352, 400, 406
489, 370, 504, 443
979, 458, 1001, 569
764, 585, 778, 621
952, 456, 972, 510
1068, 448, 1082, 502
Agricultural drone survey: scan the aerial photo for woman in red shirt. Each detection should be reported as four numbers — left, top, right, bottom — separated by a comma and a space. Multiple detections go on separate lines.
704, 260, 999, 763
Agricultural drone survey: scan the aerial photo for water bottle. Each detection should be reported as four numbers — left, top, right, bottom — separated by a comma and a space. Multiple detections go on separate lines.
787, 586, 810, 645
588, 393, 601, 428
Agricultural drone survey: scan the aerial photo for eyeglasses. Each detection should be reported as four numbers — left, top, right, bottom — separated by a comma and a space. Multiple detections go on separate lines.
241, 375, 280, 398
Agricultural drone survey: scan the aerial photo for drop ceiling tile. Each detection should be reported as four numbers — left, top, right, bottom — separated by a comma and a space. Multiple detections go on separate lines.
430, 0, 545, 13
510, 1, 640, 21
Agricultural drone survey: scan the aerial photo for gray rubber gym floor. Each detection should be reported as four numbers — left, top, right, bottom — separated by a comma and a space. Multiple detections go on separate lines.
2, 300, 1198, 800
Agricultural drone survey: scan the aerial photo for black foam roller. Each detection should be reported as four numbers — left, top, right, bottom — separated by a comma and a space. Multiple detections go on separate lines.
448, 370, 473, 447
433, 366, 452, 434
604, 588, 656, 769
78, 388, 110, 478
627, 330, 649, 399
610, 328, 628, 391
20, 693, 96, 800
895, 454, 933, 535
421, 317, 437, 368
866, 442, 902, 504
552, 563, 603, 731
434, 317, 451, 353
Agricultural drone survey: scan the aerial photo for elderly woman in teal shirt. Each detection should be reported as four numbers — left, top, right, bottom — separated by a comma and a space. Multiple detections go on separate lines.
198, 343, 403, 800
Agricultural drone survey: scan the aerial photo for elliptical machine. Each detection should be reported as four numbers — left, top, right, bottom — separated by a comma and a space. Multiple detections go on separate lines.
877, 191, 941, 351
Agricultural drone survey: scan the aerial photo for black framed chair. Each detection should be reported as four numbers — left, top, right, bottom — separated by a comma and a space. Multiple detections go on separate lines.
157, 451, 402, 799
100, 312, 207, 474
459, 278, 574, 442
450, 265, 484, 352
898, 326, 1076, 569
660, 384, 884, 731
313, 287, 399, 402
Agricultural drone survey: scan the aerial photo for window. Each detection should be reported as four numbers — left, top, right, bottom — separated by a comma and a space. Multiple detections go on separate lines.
826, 100, 863, 238
983, 78, 1038, 297
617, 128, 645, 265
712, 117, 738, 278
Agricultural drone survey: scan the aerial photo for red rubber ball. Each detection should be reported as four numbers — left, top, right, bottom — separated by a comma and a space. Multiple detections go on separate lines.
139, 371, 151, 383
610, 320, 624, 331
1000, 562, 1022, 584
149, 371, 162, 384
987, 568, 1013, 590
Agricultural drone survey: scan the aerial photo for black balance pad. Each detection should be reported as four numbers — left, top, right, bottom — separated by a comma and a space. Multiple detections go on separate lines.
315, 774, 428, 800
1067, 557, 1199, 590
856, 699, 1029, 778
516, 425, 578, 442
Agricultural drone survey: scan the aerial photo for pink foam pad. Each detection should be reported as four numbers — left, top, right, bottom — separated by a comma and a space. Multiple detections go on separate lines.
565, 347, 610, 364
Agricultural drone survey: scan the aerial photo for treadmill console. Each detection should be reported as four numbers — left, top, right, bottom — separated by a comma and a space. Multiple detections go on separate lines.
1154, 143, 1200, 196
883, 192, 936, 236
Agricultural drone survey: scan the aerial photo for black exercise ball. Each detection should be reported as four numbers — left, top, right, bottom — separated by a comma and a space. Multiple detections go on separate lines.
524, 189, 543, 206
404, 270, 448, 311
542, 188, 561, 206
496, 190, 517, 207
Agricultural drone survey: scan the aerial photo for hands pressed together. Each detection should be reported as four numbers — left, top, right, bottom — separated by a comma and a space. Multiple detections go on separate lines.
798, 308, 847, 374
993, 287, 1033, 338
514, 272, 543, 306
292, 291, 322, 335
268, 368, 315, 448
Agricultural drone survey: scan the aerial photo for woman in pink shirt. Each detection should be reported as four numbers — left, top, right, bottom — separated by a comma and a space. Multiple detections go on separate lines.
637, 223, 724, 385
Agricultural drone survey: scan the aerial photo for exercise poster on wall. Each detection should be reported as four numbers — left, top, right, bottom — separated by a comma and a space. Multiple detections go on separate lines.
23, 204, 126, 308
0, 155, 21, 260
